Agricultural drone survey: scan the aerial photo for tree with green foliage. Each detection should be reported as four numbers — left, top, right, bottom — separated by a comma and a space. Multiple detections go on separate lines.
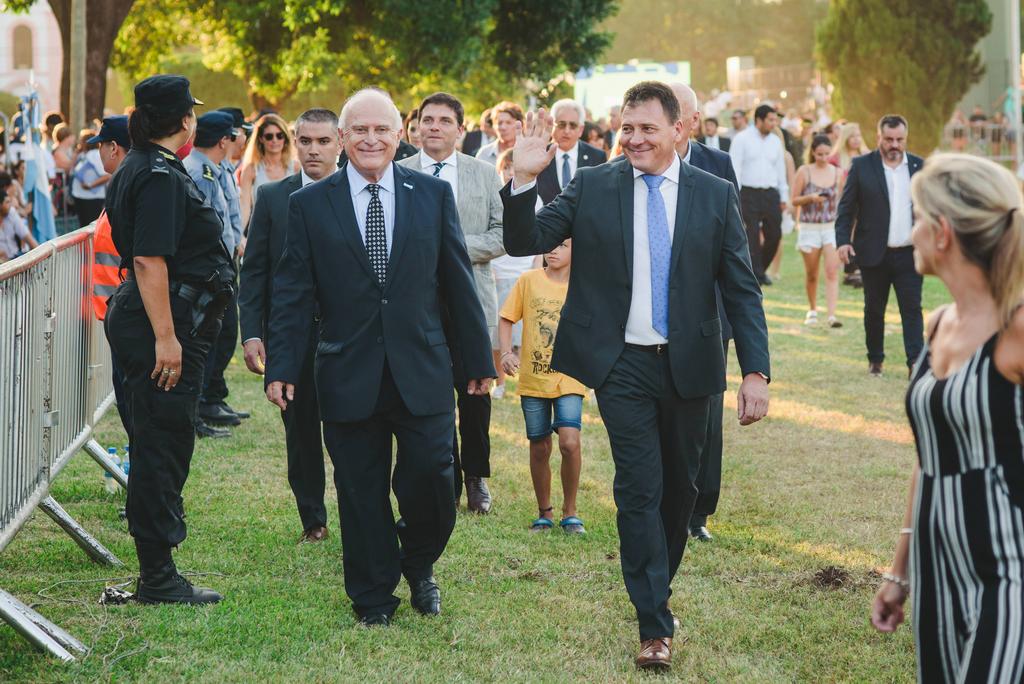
603, 0, 827, 93
5, 0, 136, 120
113, 0, 617, 113
817, 0, 991, 154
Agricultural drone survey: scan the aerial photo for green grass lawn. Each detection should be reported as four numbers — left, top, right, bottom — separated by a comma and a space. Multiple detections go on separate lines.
1, 233, 948, 682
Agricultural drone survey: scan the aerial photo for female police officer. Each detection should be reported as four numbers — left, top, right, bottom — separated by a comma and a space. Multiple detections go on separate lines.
105, 75, 234, 604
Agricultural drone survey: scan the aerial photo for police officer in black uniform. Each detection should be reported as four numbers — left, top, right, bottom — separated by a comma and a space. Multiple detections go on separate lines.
104, 75, 235, 604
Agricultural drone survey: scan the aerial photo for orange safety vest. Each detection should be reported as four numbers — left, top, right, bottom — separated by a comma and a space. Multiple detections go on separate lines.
91, 212, 122, 321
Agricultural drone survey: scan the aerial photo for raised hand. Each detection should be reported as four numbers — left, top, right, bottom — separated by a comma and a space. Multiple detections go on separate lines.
512, 108, 557, 187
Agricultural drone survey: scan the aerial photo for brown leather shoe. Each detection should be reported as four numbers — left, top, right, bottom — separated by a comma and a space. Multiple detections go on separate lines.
299, 526, 328, 544
465, 476, 492, 514
636, 637, 672, 670
869, 361, 883, 377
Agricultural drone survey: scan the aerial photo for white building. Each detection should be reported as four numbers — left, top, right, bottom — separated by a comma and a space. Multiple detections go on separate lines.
0, 1, 63, 116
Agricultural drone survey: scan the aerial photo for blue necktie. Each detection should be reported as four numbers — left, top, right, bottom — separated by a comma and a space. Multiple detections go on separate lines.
432, 161, 444, 177
642, 174, 670, 338
561, 153, 571, 189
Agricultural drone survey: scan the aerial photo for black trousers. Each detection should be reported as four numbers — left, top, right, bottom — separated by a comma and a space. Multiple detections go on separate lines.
109, 345, 133, 444
739, 187, 782, 280
104, 282, 217, 547
449, 330, 492, 498
691, 339, 730, 526
278, 324, 326, 531
595, 346, 710, 640
860, 246, 924, 367
322, 362, 456, 618
73, 197, 105, 227
201, 282, 238, 406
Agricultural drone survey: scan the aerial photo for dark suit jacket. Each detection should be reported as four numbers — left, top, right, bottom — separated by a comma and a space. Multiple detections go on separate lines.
501, 157, 770, 397
238, 172, 303, 344
697, 135, 731, 153
461, 130, 484, 158
537, 140, 607, 205
688, 141, 737, 343
266, 162, 494, 422
835, 149, 924, 268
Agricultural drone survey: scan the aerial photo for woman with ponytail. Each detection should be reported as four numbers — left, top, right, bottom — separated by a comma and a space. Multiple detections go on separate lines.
871, 152, 1024, 682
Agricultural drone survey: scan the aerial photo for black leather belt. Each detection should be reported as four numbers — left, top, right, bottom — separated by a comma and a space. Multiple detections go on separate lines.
123, 270, 206, 305
626, 343, 669, 355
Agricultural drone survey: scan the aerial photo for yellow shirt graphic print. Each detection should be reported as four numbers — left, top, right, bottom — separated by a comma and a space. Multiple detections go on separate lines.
499, 269, 587, 399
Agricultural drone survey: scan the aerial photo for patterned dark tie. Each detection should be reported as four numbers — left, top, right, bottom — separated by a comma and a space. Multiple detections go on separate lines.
364, 184, 388, 286
561, 153, 571, 189
432, 161, 444, 177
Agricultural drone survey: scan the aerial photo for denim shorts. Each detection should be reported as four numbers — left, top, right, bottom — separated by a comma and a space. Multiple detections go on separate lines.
521, 394, 584, 440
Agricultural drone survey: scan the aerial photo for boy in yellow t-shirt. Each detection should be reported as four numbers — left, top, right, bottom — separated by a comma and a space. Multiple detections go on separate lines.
498, 239, 587, 534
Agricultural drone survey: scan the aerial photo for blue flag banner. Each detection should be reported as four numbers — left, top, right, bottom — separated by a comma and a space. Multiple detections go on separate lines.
19, 91, 57, 244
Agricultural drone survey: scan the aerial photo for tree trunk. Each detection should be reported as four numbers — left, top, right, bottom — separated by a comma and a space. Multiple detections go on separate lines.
48, 0, 135, 121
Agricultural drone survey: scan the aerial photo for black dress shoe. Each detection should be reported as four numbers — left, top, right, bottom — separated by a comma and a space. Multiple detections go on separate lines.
357, 613, 391, 627
758, 274, 773, 286
196, 419, 231, 439
869, 361, 884, 377
409, 577, 441, 616
465, 476, 492, 514
198, 402, 242, 426
689, 525, 713, 541
221, 402, 250, 420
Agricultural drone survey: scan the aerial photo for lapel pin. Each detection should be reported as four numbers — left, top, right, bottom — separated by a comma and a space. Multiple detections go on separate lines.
403, 182, 413, 190
583, 155, 589, 161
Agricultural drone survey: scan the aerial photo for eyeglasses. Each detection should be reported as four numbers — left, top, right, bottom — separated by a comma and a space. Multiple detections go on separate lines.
554, 121, 580, 130
262, 132, 286, 141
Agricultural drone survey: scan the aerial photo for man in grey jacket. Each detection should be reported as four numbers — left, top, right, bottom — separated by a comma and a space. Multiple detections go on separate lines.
398, 92, 505, 513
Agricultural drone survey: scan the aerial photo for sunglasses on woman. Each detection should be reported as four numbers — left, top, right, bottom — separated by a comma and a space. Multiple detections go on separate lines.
262, 131, 286, 141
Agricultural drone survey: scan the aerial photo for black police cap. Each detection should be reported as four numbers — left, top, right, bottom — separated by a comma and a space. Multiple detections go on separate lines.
87, 115, 131, 149
134, 75, 203, 113
217, 107, 253, 135
194, 111, 236, 148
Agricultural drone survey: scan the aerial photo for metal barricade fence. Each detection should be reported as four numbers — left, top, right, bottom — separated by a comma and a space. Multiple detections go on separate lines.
0, 224, 127, 662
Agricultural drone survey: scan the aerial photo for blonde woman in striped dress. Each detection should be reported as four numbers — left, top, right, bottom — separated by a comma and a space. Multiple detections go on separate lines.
871, 153, 1024, 682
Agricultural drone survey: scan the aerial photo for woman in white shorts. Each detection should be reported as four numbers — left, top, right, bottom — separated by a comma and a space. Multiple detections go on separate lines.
792, 135, 845, 327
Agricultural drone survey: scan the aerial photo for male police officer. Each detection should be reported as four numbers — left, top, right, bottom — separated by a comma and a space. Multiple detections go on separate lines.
184, 111, 240, 436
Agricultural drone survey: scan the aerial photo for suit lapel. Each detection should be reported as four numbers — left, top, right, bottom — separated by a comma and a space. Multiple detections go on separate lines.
456, 154, 472, 217
669, 159, 695, 277
871, 151, 891, 205
386, 164, 413, 293
326, 166, 375, 281
577, 144, 590, 168
618, 161, 634, 280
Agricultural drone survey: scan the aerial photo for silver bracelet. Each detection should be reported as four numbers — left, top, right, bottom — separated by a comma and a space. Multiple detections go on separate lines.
881, 572, 910, 590
899, 527, 914, 535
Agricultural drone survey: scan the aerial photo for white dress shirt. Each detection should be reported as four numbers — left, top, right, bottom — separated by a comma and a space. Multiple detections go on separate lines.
704, 135, 720, 150
420, 150, 459, 201
884, 154, 913, 247
625, 154, 680, 345
729, 126, 789, 199
347, 161, 396, 254
300, 169, 316, 187
555, 141, 579, 188
510, 155, 681, 345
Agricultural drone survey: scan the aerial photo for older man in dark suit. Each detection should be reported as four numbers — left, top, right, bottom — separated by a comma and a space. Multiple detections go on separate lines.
670, 82, 738, 544
536, 98, 607, 205
503, 81, 770, 670
265, 89, 494, 626
836, 115, 924, 376
239, 108, 341, 544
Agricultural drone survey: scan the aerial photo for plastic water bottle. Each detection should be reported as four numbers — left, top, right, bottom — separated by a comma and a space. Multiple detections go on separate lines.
121, 445, 130, 481
104, 447, 121, 494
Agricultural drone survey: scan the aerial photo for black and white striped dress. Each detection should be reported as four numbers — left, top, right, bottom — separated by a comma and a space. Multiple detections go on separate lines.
907, 327, 1024, 683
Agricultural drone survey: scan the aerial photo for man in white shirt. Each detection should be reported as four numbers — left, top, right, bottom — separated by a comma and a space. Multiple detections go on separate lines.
398, 92, 506, 514
730, 104, 789, 285
836, 115, 924, 376
501, 81, 770, 671
536, 98, 607, 204
697, 117, 730, 153
239, 108, 343, 544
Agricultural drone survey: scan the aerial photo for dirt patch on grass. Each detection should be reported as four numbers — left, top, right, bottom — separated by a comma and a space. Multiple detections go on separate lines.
812, 565, 852, 589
